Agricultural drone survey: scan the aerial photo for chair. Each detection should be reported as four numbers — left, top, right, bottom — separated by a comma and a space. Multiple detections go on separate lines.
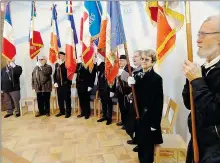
50, 86, 58, 114
74, 85, 99, 116
89, 85, 98, 116
154, 134, 187, 163
96, 93, 120, 122
20, 97, 37, 116
161, 98, 179, 134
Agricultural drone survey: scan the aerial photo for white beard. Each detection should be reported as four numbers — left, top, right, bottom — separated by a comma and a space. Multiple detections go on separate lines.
197, 44, 219, 59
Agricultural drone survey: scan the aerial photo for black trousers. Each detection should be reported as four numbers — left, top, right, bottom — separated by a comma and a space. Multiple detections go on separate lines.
138, 130, 155, 163
37, 92, 51, 114
57, 86, 72, 115
118, 91, 127, 124
99, 88, 113, 120
78, 89, 91, 117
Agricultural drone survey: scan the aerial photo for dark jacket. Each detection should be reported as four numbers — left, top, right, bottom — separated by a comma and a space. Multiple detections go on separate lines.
1, 65, 22, 93
53, 62, 72, 87
134, 68, 163, 145
96, 62, 116, 92
182, 60, 220, 162
32, 64, 52, 92
76, 63, 96, 91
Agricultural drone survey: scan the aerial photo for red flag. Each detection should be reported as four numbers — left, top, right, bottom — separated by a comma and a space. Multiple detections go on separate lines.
29, 1, 44, 59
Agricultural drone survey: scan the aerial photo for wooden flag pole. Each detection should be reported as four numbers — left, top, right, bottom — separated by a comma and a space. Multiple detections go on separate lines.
185, 2, 199, 163
123, 43, 140, 119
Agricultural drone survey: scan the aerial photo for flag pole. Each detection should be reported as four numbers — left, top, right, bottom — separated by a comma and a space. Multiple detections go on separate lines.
123, 43, 140, 119
185, 2, 199, 163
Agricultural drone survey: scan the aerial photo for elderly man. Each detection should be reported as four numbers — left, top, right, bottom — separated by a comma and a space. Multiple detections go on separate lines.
32, 56, 52, 117
1, 59, 22, 118
54, 52, 72, 118
116, 55, 133, 129
125, 50, 143, 152
182, 15, 220, 163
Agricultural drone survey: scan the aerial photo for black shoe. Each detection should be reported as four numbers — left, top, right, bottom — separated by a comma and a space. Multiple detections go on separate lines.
56, 113, 64, 117
127, 140, 136, 145
121, 126, 125, 130
97, 117, 107, 122
4, 113, 13, 118
35, 112, 44, 117
85, 115, 90, 119
15, 113, 20, 117
116, 121, 123, 126
46, 113, 50, 117
133, 146, 138, 152
65, 114, 71, 118
77, 114, 84, 118
106, 119, 112, 125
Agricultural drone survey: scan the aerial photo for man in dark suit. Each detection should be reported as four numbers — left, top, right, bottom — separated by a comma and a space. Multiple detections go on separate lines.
76, 58, 96, 119
1, 59, 22, 118
53, 51, 72, 118
116, 55, 133, 129
96, 57, 115, 125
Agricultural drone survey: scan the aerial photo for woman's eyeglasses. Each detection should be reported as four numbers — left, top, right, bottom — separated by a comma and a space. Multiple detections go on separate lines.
141, 58, 151, 62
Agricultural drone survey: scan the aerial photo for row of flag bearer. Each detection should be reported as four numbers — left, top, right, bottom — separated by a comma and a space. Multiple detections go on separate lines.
1, 1, 220, 163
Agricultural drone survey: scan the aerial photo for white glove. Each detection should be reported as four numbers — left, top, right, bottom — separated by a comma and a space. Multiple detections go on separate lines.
117, 68, 124, 76
9, 62, 16, 68
57, 59, 63, 65
128, 76, 136, 86
54, 83, 58, 88
36, 61, 42, 67
151, 127, 156, 131
96, 56, 103, 66
110, 92, 114, 97
87, 87, 92, 92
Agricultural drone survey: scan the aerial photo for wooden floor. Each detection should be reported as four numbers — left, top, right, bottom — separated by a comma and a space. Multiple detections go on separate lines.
2, 111, 184, 163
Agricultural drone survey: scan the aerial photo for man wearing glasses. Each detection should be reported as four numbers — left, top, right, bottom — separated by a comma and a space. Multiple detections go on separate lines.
32, 56, 52, 117
182, 15, 220, 162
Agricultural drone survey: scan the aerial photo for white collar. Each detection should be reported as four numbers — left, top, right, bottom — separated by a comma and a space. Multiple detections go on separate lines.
204, 55, 220, 69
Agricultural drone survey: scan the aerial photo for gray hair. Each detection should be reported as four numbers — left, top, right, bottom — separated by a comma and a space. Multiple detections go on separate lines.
203, 15, 220, 31
134, 50, 143, 57
141, 49, 157, 63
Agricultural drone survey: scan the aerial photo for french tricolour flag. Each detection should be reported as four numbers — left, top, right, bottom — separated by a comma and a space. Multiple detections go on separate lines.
65, 1, 78, 80
2, 2, 16, 61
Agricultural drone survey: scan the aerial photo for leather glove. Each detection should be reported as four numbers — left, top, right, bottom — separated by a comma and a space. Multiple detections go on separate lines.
9, 62, 16, 68
54, 83, 58, 88
128, 76, 136, 86
110, 92, 114, 97
87, 87, 92, 92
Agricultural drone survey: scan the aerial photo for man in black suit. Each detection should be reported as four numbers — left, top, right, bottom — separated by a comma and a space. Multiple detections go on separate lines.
116, 55, 133, 129
76, 58, 96, 119
53, 51, 72, 118
96, 56, 115, 125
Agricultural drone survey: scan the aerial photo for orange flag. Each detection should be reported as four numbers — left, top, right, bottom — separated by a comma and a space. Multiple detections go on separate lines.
146, 2, 184, 64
